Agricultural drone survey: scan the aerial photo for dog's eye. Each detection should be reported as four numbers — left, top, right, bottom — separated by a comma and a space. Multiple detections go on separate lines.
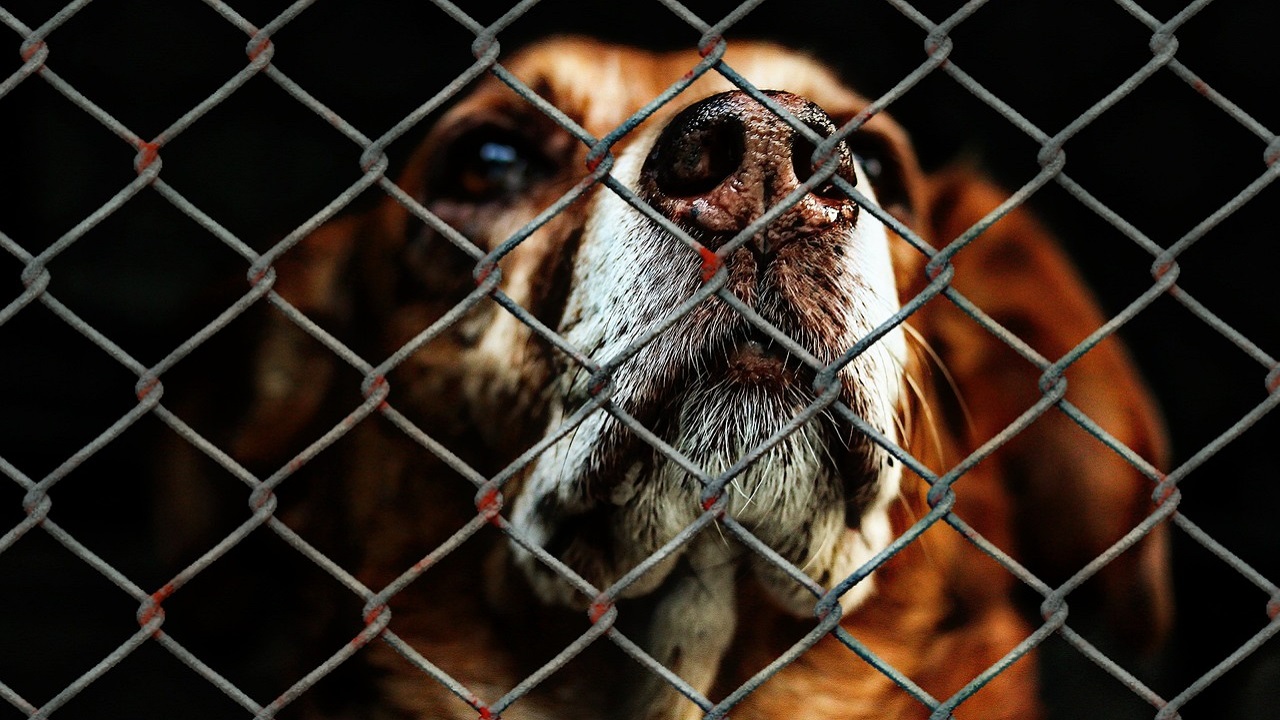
442, 130, 547, 202
465, 141, 525, 196
855, 154, 883, 183
846, 131, 910, 213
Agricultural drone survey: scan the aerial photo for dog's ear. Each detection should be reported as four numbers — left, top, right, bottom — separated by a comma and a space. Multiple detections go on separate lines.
230, 215, 363, 465
913, 169, 1173, 650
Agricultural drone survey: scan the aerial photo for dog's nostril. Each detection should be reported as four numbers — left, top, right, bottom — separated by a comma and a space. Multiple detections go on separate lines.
792, 133, 856, 200
642, 91, 859, 245
652, 117, 745, 198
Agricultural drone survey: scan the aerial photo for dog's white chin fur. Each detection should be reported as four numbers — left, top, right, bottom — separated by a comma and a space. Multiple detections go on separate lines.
510, 129, 906, 617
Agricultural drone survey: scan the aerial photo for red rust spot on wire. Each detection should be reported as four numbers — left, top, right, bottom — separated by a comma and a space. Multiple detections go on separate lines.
1153, 476, 1178, 507
368, 374, 387, 391
1153, 260, 1176, 280
477, 487, 503, 525
365, 375, 389, 409
363, 603, 386, 626
815, 601, 841, 621
586, 153, 605, 172
1267, 598, 1279, 620
1267, 368, 1280, 393
248, 37, 272, 62
476, 260, 497, 286
20, 40, 45, 62
136, 377, 160, 400
699, 246, 721, 282
410, 552, 443, 575
588, 597, 614, 623
589, 374, 610, 397
926, 260, 949, 281
360, 152, 386, 174
251, 489, 275, 512
153, 583, 175, 605
478, 707, 497, 720
348, 624, 382, 649
137, 142, 160, 172
699, 37, 722, 57
138, 583, 175, 628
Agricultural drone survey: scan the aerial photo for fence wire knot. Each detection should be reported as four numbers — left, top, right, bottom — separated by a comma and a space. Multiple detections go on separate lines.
476, 484, 505, 524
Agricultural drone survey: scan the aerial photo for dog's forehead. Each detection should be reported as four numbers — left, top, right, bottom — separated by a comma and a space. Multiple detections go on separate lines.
499, 37, 872, 137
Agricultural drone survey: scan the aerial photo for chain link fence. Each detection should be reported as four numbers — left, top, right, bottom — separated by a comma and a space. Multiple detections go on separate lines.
2, 0, 1278, 718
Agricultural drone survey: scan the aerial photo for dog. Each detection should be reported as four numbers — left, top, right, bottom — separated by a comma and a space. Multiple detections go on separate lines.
180, 37, 1173, 720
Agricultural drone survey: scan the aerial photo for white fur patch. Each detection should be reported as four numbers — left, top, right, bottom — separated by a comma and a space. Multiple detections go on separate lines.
510, 112, 906, 617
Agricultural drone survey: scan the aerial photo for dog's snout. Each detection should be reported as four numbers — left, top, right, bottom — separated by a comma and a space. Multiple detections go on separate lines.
641, 90, 859, 254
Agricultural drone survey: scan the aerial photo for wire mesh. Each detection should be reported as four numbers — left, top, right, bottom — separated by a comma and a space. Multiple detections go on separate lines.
1, 0, 1277, 718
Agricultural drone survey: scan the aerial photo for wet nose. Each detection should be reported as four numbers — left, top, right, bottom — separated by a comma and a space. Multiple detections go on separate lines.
639, 90, 859, 255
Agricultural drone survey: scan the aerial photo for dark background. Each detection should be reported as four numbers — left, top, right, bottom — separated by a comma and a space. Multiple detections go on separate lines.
1, 0, 1277, 718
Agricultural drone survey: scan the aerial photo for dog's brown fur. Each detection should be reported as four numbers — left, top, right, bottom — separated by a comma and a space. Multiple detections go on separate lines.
170, 38, 1172, 720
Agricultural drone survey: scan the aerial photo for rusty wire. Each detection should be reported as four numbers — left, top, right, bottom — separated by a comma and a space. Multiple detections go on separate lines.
1, 0, 1277, 718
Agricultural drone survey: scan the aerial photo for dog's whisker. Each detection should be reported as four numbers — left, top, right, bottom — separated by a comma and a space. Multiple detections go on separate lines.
901, 365, 946, 471
903, 321, 974, 441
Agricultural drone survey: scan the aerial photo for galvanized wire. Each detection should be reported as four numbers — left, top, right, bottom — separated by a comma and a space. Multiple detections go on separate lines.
1, 0, 1276, 718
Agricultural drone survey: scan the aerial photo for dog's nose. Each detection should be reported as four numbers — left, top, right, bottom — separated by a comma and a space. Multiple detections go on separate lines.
640, 90, 859, 256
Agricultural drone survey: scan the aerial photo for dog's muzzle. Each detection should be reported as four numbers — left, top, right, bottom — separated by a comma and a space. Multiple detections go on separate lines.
510, 87, 904, 617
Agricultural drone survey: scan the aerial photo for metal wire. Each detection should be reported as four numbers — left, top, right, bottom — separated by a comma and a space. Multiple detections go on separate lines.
1, 0, 1276, 717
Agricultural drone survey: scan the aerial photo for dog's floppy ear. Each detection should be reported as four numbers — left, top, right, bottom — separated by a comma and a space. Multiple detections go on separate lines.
914, 169, 1173, 649
230, 215, 363, 465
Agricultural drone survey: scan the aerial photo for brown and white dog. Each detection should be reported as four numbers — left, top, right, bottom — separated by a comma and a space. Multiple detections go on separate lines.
201, 37, 1173, 720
